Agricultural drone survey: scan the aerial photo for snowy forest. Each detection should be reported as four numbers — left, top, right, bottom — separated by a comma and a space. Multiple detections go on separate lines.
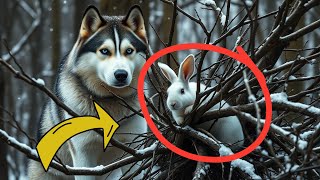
1, 0, 320, 179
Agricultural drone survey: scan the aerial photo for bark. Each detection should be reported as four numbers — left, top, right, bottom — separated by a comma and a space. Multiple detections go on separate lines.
0, 25, 8, 180
51, 0, 61, 73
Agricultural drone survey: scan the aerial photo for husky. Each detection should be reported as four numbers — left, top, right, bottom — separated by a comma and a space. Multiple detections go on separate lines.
28, 5, 148, 180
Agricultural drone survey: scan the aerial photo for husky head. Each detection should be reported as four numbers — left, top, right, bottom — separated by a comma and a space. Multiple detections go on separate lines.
67, 5, 148, 98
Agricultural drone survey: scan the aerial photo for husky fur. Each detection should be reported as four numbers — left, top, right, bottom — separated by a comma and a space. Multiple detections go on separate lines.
28, 5, 148, 180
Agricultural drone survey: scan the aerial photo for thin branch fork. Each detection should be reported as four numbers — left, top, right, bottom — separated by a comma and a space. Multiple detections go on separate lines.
0, 57, 78, 117
231, 109, 307, 152
280, 19, 320, 42
1, 0, 41, 61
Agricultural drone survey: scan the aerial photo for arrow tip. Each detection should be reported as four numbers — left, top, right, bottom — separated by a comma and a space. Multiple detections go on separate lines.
93, 101, 119, 150
36, 144, 51, 171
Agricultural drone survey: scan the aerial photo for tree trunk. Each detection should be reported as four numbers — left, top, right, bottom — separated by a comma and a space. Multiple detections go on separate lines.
74, 0, 90, 39
51, 0, 61, 73
0, 33, 9, 180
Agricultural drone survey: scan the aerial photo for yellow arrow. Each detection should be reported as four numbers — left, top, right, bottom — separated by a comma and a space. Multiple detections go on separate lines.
36, 101, 119, 171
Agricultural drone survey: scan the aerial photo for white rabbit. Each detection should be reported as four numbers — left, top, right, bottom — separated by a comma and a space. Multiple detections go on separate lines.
158, 54, 244, 148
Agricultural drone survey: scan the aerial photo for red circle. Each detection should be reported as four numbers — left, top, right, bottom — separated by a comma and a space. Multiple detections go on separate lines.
137, 43, 272, 162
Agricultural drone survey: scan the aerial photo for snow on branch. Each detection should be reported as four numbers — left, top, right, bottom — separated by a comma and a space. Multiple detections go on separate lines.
219, 145, 261, 179
232, 109, 308, 151
0, 128, 168, 176
201, 0, 226, 26
201, 92, 320, 121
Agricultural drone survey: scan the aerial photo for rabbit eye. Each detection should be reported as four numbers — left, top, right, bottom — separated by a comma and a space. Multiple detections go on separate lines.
180, 88, 185, 94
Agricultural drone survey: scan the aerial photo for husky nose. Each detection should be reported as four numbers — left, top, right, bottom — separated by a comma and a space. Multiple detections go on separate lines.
114, 70, 128, 82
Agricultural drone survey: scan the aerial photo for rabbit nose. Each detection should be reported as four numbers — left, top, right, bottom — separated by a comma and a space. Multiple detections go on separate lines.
171, 102, 176, 108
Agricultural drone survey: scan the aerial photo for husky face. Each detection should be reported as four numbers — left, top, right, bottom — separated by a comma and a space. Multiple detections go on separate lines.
68, 5, 148, 98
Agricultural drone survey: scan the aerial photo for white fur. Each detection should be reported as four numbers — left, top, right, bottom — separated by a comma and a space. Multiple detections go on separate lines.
114, 28, 121, 58
158, 54, 244, 148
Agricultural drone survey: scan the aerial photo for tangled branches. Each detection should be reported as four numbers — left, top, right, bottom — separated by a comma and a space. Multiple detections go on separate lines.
1, 0, 320, 179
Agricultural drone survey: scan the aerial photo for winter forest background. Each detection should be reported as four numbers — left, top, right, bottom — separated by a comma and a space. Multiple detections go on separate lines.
1, 0, 320, 179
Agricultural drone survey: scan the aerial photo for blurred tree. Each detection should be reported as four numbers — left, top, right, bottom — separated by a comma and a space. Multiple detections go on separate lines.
0, 2, 9, 179
311, 5, 320, 108
99, 0, 150, 36
161, 2, 177, 67
51, 0, 61, 73
74, 0, 91, 39
285, 22, 305, 98
283, 14, 305, 122
0, 47, 9, 180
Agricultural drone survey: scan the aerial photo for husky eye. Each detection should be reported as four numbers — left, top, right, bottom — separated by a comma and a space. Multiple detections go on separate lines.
180, 88, 185, 94
125, 48, 134, 55
99, 48, 111, 56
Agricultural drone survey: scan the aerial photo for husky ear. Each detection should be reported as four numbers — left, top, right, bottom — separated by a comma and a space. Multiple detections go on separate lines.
158, 63, 177, 83
79, 6, 105, 39
178, 54, 195, 82
123, 5, 147, 43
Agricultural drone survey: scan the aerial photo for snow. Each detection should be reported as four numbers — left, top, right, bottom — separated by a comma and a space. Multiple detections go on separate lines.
202, 0, 217, 6
235, 36, 242, 45
0, 129, 38, 156
136, 141, 158, 155
285, 162, 299, 172
270, 92, 288, 102
290, 164, 299, 172
270, 123, 290, 136
261, 150, 269, 156
297, 140, 308, 150
151, 165, 161, 173
219, 145, 233, 156
199, 169, 206, 175
300, 130, 315, 140
231, 159, 262, 179
32, 78, 45, 86
65, 164, 105, 171
220, 14, 226, 26
243, 111, 308, 151
269, 92, 320, 115
245, 0, 253, 6
201, 0, 226, 26
194, 165, 210, 179
219, 145, 261, 179
248, 95, 256, 102
288, 75, 297, 80
292, 122, 301, 129
270, 122, 308, 150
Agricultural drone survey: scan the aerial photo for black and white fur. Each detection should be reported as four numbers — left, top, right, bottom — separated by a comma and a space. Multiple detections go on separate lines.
28, 5, 148, 180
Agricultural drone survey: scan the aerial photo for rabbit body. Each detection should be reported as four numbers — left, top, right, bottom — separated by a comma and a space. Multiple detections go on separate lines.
158, 54, 244, 148
172, 82, 244, 147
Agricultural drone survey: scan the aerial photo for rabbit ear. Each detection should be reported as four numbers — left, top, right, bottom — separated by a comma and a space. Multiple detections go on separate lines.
178, 54, 195, 82
158, 63, 177, 83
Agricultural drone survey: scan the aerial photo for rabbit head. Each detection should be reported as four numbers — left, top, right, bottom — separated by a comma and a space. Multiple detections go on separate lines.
158, 54, 196, 112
